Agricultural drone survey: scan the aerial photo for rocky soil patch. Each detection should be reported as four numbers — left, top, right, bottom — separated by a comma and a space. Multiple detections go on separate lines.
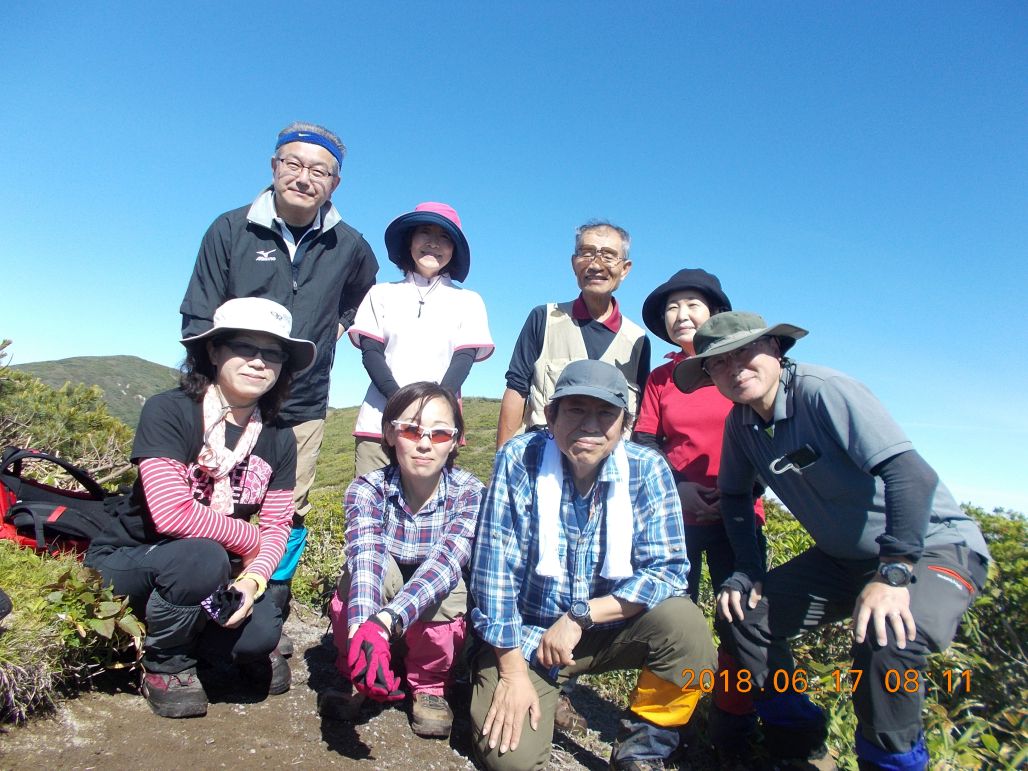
0, 606, 626, 770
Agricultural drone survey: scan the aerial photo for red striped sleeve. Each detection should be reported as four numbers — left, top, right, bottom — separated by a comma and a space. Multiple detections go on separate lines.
138, 457, 260, 556
245, 487, 292, 581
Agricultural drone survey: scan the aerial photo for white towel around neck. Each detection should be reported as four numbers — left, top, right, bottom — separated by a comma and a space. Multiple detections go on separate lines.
535, 436, 634, 579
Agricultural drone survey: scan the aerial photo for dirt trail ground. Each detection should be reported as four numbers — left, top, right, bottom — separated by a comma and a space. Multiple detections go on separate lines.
0, 607, 625, 770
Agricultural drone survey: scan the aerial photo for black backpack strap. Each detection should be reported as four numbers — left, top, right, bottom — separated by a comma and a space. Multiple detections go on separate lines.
0, 446, 105, 500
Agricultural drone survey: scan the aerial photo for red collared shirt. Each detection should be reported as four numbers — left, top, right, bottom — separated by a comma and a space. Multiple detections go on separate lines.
571, 294, 622, 333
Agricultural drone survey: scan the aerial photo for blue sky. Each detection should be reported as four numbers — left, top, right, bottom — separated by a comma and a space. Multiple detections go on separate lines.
3, 2, 1025, 513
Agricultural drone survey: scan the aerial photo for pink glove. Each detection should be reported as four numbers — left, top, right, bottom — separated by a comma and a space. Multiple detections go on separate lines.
347, 616, 404, 702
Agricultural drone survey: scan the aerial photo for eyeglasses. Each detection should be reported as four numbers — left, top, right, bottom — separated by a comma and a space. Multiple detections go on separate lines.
701, 339, 767, 377
390, 420, 459, 444
573, 247, 623, 267
222, 340, 290, 364
274, 156, 336, 182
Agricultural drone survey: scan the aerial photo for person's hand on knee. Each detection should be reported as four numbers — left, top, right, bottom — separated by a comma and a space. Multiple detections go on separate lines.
853, 579, 916, 648
718, 575, 762, 622
536, 614, 581, 669
482, 668, 540, 754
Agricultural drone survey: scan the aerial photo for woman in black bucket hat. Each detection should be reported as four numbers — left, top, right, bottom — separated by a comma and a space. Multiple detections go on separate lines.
634, 268, 766, 764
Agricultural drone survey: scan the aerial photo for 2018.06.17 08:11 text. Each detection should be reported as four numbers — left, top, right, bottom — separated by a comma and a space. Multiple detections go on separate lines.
678, 668, 972, 695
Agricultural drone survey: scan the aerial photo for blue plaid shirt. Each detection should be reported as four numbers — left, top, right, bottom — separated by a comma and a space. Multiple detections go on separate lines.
470, 432, 689, 662
345, 464, 483, 631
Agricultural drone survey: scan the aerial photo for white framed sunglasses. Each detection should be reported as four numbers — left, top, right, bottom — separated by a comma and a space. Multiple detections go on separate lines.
390, 420, 459, 444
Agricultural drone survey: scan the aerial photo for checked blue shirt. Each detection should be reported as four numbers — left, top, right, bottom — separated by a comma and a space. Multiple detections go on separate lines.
470, 432, 690, 663
345, 464, 483, 630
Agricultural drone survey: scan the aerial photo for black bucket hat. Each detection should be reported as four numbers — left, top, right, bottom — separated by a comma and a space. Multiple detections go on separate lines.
672, 311, 808, 393
641, 268, 732, 344
383, 202, 471, 283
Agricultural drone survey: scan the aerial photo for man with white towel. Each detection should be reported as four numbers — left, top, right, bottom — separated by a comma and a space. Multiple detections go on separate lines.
469, 359, 717, 771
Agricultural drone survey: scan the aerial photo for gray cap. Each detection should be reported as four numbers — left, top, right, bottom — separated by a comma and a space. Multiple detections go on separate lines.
550, 360, 629, 411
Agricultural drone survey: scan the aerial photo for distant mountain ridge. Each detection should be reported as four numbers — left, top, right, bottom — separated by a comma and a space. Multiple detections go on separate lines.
8, 355, 504, 488
13, 355, 180, 428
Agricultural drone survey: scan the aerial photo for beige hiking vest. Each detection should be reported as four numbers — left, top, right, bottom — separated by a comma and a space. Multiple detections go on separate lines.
524, 302, 647, 429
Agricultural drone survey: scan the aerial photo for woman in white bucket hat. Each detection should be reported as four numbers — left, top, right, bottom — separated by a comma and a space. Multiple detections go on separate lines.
85, 298, 315, 718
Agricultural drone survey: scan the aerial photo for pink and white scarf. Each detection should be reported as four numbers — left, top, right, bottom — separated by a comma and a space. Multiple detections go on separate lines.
196, 386, 263, 514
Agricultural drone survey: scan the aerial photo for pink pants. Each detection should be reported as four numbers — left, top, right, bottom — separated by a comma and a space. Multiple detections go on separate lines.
329, 590, 466, 696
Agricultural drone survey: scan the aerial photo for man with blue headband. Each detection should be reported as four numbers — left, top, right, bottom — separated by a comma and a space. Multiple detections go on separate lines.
180, 122, 379, 654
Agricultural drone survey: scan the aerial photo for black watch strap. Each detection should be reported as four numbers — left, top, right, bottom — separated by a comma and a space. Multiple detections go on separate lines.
877, 561, 914, 587
569, 600, 594, 630
381, 607, 403, 636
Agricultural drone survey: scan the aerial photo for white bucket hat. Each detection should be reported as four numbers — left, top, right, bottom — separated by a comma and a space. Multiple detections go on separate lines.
180, 298, 317, 374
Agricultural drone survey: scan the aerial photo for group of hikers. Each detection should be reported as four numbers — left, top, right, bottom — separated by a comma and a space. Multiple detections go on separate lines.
83, 121, 991, 771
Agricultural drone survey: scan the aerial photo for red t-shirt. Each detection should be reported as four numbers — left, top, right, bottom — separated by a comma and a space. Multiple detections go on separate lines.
636, 352, 765, 526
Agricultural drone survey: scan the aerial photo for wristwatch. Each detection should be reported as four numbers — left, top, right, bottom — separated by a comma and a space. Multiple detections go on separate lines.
877, 562, 914, 587
568, 600, 594, 630
380, 607, 403, 636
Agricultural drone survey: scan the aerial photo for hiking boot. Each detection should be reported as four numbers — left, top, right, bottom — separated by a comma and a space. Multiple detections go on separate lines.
769, 749, 838, 771
609, 760, 665, 770
318, 686, 366, 721
555, 691, 589, 735
708, 704, 758, 768
239, 651, 291, 695
410, 692, 453, 738
277, 630, 295, 657
141, 667, 208, 718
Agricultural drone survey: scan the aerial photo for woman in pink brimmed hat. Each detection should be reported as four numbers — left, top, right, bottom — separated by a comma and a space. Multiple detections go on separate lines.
346, 202, 494, 475
324, 203, 493, 734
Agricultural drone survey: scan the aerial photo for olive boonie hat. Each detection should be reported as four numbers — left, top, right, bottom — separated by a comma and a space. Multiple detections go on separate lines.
549, 360, 630, 411
180, 297, 317, 374
672, 311, 807, 393
384, 202, 471, 282
641, 268, 733, 344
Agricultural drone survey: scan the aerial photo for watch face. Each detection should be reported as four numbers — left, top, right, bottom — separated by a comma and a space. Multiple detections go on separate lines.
570, 600, 589, 618
881, 563, 912, 586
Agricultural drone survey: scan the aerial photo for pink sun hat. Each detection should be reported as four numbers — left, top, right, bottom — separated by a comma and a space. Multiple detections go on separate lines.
383, 202, 471, 282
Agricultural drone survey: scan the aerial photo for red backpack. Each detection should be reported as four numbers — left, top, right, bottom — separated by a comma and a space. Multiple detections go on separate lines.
0, 446, 116, 557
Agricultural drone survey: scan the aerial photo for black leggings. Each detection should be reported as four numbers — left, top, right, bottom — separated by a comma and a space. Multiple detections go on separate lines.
86, 538, 282, 673
725, 543, 986, 756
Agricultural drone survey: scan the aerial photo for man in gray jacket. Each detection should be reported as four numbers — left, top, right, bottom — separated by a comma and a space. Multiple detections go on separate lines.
180, 121, 378, 645
673, 311, 990, 771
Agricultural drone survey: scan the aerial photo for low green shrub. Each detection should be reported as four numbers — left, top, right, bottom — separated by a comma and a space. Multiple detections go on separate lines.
0, 542, 143, 723
292, 487, 347, 609
0, 345, 134, 489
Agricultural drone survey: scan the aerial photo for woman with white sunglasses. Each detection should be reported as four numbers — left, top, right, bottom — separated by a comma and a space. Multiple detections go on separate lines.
322, 381, 483, 741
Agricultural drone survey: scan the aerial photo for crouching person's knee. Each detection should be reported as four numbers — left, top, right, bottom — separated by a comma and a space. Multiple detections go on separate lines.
231, 594, 283, 659
469, 650, 555, 771
629, 596, 718, 729
154, 538, 232, 606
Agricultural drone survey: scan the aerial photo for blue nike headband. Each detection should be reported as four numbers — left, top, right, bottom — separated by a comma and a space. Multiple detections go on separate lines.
274, 131, 343, 169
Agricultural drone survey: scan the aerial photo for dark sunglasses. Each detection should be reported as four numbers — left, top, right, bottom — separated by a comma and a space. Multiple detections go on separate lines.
390, 420, 458, 444
222, 340, 290, 364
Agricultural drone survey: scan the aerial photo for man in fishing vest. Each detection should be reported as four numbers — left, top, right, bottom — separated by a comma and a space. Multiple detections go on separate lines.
496, 220, 650, 450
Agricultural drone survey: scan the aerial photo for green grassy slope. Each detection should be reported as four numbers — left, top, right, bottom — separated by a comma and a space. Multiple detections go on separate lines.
13, 356, 179, 428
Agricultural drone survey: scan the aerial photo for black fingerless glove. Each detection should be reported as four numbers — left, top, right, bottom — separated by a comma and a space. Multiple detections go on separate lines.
720, 571, 755, 596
